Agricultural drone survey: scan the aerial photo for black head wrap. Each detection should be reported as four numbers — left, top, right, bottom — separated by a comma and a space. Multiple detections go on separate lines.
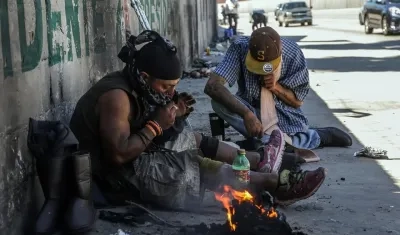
118, 30, 182, 80
117, 30, 181, 107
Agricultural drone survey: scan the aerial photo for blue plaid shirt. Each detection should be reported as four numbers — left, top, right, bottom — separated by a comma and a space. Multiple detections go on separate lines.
213, 36, 310, 134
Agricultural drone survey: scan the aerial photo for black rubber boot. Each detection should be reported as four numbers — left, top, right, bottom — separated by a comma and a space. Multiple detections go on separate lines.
27, 118, 79, 198
35, 148, 66, 235
28, 118, 60, 198
316, 127, 353, 147
64, 152, 96, 234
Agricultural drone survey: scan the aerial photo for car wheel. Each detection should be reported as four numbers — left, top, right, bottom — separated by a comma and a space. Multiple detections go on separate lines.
382, 16, 390, 35
285, 22, 289, 27
279, 21, 283, 27
364, 16, 373, 34
307, 20, 313, 26
359, 13, 364, 25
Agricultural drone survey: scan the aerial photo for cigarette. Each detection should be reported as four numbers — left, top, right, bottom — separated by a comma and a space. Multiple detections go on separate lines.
173, 105, 178, 110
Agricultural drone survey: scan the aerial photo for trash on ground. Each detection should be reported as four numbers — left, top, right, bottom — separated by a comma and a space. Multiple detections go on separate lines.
353, 146, 388, 159
192, 58, 214, 68
99, 209, 153, 227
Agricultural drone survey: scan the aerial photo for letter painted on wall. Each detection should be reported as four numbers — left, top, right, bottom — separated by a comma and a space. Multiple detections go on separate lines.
141, 0, 169, 36
0, 0, 128, 77
0, 0, 13, 77
46, 0, 64, 66
17, 0, 43, 72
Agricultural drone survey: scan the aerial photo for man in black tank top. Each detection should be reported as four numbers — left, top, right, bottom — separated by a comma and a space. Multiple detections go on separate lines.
69, 30, 326, 209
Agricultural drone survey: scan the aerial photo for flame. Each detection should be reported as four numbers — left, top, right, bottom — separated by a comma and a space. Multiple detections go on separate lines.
214, 185, 278, 231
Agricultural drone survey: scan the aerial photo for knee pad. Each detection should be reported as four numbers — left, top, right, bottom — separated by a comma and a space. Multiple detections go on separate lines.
199, 134, 220, 159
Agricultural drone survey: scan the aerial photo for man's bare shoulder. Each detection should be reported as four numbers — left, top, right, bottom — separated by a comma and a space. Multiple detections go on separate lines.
98, 89, 130, 112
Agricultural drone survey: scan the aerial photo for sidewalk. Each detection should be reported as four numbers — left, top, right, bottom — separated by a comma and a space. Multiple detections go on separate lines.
91, 19, 400, 233
180, 75, 400, 235
91, 73, 400, 234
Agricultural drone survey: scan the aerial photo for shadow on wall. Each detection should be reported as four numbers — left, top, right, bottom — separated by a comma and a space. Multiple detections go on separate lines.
299, 39, 400, 72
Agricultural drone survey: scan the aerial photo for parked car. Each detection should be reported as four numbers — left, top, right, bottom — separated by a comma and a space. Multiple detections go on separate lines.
275, 3, 283, 21
276, 1, 313, 27
359, 0, 400, 35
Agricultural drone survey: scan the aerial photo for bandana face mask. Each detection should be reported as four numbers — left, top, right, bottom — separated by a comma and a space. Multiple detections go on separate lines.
134, 68, 176, 107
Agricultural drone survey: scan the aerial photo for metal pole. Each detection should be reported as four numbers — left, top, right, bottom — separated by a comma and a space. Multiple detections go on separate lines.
130, 0, 151, 30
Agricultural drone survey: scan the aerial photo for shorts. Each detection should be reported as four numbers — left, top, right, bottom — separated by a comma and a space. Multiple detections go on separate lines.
121, 131, 204, 210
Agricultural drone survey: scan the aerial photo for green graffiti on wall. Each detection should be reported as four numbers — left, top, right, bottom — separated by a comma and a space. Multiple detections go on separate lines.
17, 0, 43, 72
0, 0, 124, 78
141, 0, 169, 36
0, 0, 13, 77
46, 0, 64, 66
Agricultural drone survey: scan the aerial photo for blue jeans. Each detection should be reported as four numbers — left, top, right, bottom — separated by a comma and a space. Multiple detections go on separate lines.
211, 98, 321, 150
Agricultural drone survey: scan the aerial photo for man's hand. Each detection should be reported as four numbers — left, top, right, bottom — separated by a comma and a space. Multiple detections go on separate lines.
260, 75, 277, 90
243, 111, 264, 138
175, 92, 196, 117
153, 102, 178, 130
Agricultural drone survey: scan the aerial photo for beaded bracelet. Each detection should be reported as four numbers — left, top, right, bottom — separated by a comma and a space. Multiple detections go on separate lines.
147, 120, 163, 136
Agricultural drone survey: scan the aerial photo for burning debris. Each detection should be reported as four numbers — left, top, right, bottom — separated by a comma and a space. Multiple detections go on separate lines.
181, 185, 307, 235
99, 185, 306, 235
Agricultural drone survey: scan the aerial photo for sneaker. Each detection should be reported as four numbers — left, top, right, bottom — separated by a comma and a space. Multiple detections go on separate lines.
274, 167, 326, 206
257, 129, 285, 174
316, 127, 352, 147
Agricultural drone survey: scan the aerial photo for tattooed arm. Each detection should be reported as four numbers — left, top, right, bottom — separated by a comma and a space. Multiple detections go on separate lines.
204, 41, 252, 117
273, 42, 310, 109
271, 83, 303, 108
204, 73, 251, 117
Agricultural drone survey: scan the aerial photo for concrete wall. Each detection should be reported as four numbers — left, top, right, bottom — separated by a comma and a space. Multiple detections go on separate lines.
0, 0, 216, 234
219, 0, 364, 12
310, 0, 364, 9
127, 0, 217, 70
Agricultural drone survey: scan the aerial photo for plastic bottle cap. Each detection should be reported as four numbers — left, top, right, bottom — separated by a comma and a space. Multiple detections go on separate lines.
237, 149, 246, 155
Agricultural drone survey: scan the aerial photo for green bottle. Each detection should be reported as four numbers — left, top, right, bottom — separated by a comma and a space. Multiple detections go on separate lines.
232, 149, 250, 187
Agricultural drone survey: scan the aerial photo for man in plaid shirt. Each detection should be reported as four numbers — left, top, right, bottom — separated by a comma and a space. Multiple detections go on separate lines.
205, 27, 352, 166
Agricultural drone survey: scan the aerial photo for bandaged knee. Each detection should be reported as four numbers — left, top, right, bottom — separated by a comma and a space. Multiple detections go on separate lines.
199, 157, 224, 174
199, 134, 219, 159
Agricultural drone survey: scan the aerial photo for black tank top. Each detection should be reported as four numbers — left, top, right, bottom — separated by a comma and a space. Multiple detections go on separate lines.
69, 67, 146, 174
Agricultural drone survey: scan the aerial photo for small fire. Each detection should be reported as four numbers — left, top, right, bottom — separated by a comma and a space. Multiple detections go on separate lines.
214, 185, 278, 231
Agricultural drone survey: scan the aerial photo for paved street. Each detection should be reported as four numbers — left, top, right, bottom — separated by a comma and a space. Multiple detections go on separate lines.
94, 9, 400, 235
